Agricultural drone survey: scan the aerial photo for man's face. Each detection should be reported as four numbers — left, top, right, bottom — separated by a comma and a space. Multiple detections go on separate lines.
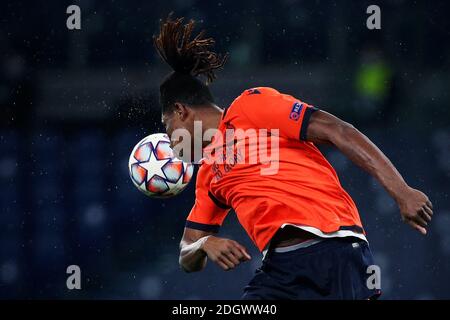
161, 111, 182, 145
161, 104, 197, 161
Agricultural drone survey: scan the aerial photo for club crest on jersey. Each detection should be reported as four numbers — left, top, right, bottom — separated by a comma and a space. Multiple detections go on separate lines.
289, 102, 303, 121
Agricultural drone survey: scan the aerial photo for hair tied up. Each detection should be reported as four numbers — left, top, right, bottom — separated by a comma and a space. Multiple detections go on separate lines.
153, 14, 228, 84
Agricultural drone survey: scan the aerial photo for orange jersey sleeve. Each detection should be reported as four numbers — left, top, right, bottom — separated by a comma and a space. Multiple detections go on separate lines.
185, 163, 230, 233
234, 87, 319, 141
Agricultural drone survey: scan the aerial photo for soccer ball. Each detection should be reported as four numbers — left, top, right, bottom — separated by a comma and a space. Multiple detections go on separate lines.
128, 133, 194, 198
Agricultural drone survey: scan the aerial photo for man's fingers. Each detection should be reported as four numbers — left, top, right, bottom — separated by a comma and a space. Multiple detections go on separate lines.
413, 213, 428, 227
216, 260, 231, 271
234, 243, 251, 260
225, 250, 241, 265
218, 255, 236, 269
230, 247, 246, 262
419, 208, 432, 222
423, 205, 433, 217
426, 200, 433, 209
406, 219, 427, 235
240, 249, 251, 261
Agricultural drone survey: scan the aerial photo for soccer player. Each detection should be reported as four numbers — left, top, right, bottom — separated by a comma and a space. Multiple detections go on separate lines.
153, 16, 433, 299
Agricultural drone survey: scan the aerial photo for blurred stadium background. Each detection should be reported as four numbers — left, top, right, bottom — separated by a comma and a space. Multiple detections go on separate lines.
1, 0, 449, 299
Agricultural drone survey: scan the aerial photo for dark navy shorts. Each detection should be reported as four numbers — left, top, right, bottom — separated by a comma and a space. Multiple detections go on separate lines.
242, 237, 381, 300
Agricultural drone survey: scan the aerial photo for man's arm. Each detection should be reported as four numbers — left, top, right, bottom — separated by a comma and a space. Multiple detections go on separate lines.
179, 227, 251, 272
306, 110, 433, 234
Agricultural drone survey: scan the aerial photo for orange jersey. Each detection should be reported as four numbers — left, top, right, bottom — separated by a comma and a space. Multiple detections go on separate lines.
186, 87, 365, 252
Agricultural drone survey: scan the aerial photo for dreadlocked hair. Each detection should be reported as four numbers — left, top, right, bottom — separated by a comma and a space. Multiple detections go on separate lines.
154, 15, 228, 83
153, 15, 228, 113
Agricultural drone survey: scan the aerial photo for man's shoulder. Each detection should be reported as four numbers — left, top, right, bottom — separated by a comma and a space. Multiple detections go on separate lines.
235, 87, 280, 100
227, 87, 281, 114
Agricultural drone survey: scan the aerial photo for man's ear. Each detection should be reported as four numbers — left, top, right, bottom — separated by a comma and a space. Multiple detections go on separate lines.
173, 102, 189, 121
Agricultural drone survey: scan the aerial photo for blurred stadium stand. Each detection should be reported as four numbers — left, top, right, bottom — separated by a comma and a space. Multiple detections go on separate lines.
0, 0, 449, 299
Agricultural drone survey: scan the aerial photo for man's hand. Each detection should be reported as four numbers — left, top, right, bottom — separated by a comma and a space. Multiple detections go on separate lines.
201, 236, 251, 271
396, 186, 433, 235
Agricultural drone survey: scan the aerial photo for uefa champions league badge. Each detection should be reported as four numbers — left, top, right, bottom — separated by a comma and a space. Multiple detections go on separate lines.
289, 102, 303, 121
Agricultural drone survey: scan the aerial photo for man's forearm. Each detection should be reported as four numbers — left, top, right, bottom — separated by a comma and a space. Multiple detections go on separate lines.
332, 124, 409, 203
179, 236, 209, 272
